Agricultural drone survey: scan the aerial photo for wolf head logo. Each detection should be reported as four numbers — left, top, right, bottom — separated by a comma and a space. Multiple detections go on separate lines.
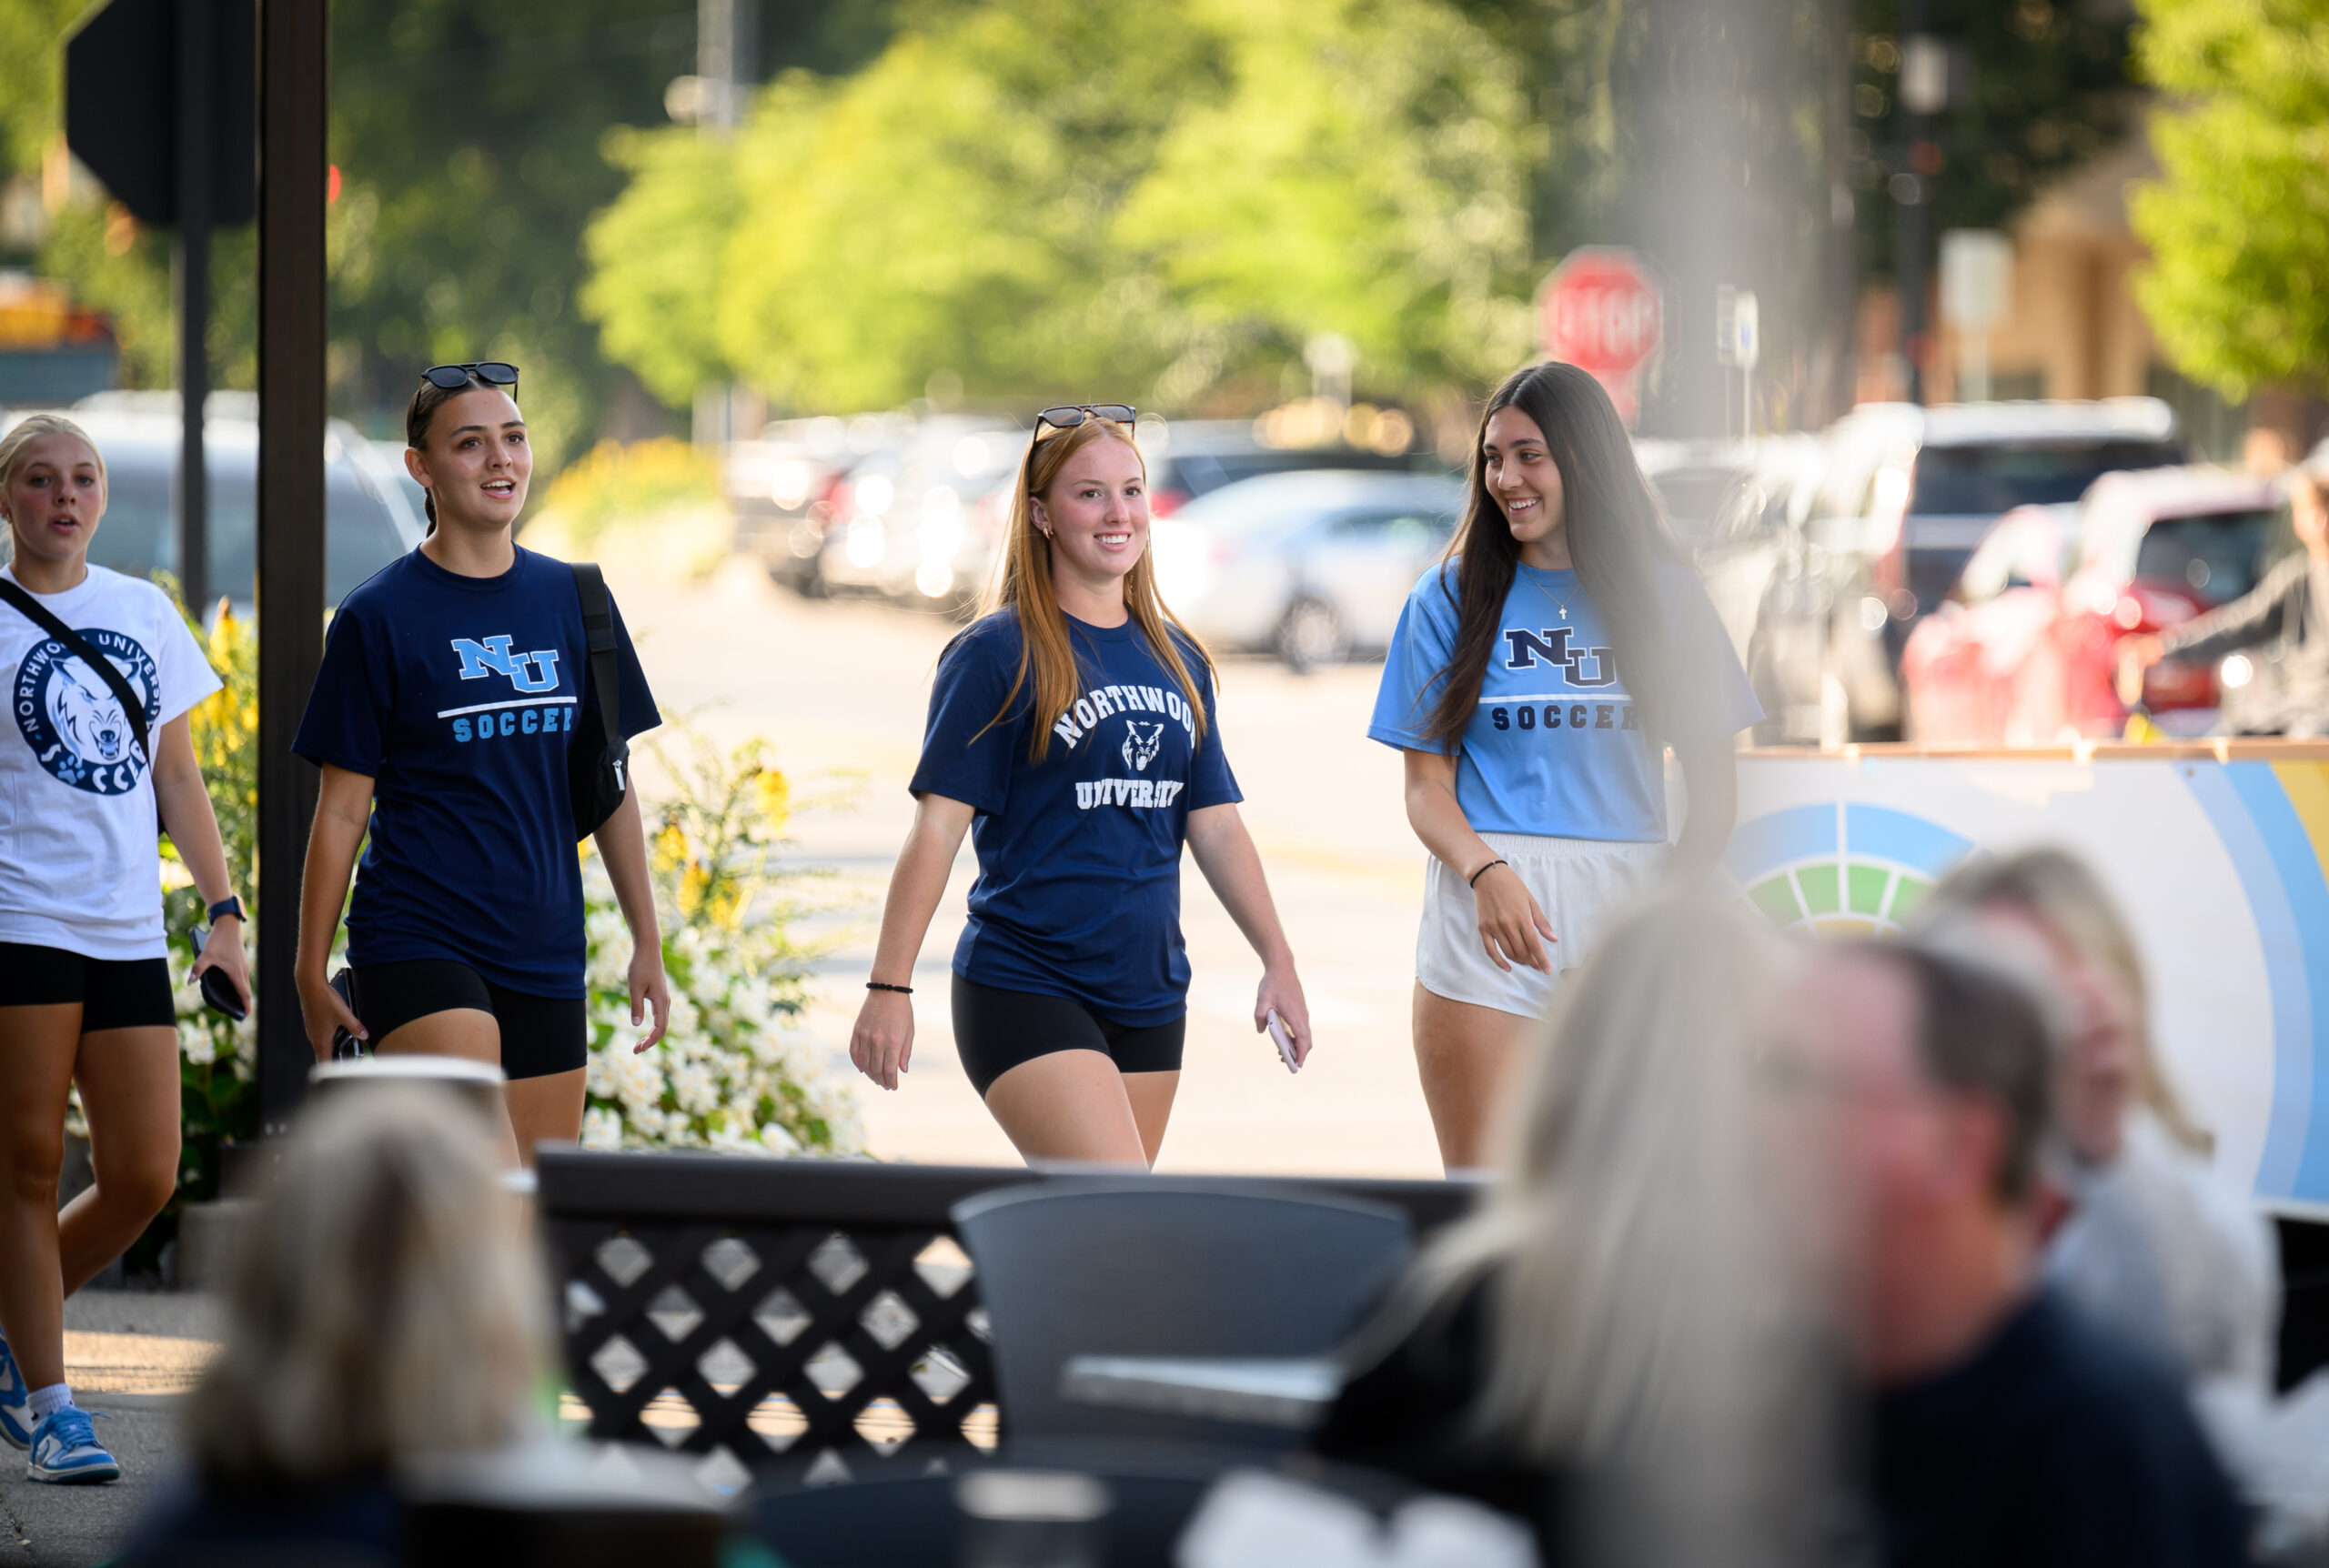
1121, 719, 1165, 772
47, 659, 134, 765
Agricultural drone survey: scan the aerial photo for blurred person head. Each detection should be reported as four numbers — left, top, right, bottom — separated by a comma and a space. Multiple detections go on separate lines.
1911, 847, 2206, 1164
184, 1082, 553, 1491
1774, 942, 2052, 1384
2292, 462, 2329, 558
404, 366, 529, 536
1420, 362, 1683, 750
0, 413, 108, 570
974, 407, 1213, 763
1376, 893, 1823, 1564
2243, 427, 2295, 478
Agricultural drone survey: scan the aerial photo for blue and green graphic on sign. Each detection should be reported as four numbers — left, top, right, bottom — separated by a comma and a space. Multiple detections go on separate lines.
1723, 803, 1975, 939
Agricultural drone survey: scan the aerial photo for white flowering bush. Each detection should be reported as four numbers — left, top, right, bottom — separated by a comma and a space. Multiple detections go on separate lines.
579, 729, 861, 1156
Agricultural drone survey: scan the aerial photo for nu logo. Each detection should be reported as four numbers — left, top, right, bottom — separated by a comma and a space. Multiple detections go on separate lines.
1502, 627, 1616, 689
450, 634, 561, 694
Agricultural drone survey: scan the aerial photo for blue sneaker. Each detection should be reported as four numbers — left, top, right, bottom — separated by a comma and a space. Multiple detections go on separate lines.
27, 1407, 117, 1484
0, 1331, 28, 1451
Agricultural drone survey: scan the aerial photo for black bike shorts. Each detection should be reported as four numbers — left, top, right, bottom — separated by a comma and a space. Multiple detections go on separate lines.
345, 960, 587, 1081
951, 974, 1185, 1098
0, 942, 174, 1031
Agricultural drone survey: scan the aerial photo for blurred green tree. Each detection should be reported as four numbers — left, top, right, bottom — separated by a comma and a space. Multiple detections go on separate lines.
1844, 0, 2134, 285
580, 128, 738, 410
2130, 0, 2329, 397
0, 0, 224, 390
583, 0, 1536, 415
325, 1, 703, 467
1116, 0, 1537, 400
0, 0, 903, 462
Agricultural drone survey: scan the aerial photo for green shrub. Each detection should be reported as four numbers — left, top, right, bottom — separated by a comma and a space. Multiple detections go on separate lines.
580, 727, 862, 1155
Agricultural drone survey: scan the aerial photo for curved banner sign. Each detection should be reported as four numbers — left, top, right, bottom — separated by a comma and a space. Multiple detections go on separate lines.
1730, 744, 2329, 1213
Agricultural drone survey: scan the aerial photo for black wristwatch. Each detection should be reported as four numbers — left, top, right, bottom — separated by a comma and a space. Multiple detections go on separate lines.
206, 895, 246, 924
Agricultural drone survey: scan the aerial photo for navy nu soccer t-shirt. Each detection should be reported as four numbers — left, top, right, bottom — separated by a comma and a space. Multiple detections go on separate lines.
911, 608, 1240, 1026
292, 547, 659, 996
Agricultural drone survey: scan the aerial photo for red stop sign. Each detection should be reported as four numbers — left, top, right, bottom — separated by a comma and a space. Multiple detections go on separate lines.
1538, 248, 1663, 377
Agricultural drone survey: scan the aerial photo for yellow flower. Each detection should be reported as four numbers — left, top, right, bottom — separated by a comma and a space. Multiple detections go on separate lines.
652, 821, 690, 876
751, 768, 791, 837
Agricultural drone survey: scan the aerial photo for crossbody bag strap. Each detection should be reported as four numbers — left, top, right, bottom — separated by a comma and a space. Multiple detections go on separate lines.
570, 561, 622, 742
0, 578, 152, 762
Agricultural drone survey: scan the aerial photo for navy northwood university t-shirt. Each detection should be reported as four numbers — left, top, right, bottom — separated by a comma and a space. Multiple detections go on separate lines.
292, 546, 658, 997
910, 608, 1240, 1025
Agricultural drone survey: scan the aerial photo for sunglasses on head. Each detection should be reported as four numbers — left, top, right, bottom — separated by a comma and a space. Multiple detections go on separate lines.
420, 361, 520, 391
1034, 403, 1135, 437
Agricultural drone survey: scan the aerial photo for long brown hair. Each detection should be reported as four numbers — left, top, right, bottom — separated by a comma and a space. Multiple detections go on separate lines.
1421, 362, 1683, 749
973, 416, 1215, 763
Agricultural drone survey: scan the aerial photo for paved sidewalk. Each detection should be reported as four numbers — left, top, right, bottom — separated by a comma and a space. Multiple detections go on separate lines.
0, 1292, 219, 1568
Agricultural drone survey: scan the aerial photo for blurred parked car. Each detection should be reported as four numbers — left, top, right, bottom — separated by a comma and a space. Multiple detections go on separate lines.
1749, 398, 2186, 741
1897, 504, 2077, 745
819, 417, 1025, 609
11, 395, 424, 613
1901, 467, 2283, 743
1151, 469, 1467, 669
1636, 437, 1759, 552
729, 415, 860, 596
1686, 435, 1824, 664
1139, 419, 1427, 517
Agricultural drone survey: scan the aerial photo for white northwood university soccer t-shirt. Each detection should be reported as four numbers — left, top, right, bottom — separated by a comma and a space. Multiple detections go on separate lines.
0, 565, 219, 960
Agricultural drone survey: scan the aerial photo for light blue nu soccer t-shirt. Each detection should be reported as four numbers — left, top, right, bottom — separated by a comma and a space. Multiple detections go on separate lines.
911, 608, 1241, 1026
1368, 558, 1759, 841
291, 546, 660, 996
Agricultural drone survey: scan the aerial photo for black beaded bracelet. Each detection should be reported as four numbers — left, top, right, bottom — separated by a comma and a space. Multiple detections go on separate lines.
866, 980, 913, 995
1467, 858, 1509, 889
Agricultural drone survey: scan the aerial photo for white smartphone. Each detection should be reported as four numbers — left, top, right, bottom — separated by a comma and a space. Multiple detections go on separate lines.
1265, 1009, 1300, 1073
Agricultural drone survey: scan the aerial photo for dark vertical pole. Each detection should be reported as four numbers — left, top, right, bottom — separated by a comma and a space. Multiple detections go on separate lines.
175, 0, 212, 613
255, 0, 326, 1133
1897, 0, 1934, 406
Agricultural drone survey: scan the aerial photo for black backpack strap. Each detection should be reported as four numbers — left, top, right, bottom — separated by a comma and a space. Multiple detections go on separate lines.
0, 577, 152, 763
570, 561, 622, 743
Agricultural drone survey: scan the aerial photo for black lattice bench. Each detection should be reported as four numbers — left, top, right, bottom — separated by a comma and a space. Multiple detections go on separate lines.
537, 1150, 1477, 1492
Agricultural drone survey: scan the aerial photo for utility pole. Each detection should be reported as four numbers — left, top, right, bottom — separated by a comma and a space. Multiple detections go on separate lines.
254, 0, 327, 1131
175, 0, 214, 610
1896, 10, 1946, 406
691, 0, 753, 447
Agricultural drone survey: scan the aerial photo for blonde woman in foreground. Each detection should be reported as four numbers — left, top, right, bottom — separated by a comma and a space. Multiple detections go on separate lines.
1313, 893, 1831, 1568
848, 405, 1313, 1166
115, 1084, 552, 1565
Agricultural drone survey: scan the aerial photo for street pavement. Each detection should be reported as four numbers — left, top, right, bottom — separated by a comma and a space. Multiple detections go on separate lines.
0, 1292, 219, 1567
623, 561, 1448, 1177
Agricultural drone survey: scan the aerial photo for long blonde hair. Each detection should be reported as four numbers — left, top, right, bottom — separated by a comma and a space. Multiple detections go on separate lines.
1912, 846, 2210, 1151
975, 416, 1215, 763
1355, 895, 1822, 1565
186, 1084, 554, 1486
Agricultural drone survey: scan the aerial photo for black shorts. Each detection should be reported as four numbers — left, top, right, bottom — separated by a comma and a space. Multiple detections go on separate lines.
951, 974, 1185, 1098
0, 943, 175, 1031
345, 960, 587, 1081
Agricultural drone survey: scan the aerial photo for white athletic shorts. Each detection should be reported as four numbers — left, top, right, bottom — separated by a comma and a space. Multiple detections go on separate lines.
1415, 832, 1669, 1020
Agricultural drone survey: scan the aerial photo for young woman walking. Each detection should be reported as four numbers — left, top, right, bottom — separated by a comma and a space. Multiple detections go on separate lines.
292, 364, 670, 1165
1369, 362, 1759, 1170
849, 405, 1313, 1166
0, 414, 250, 1483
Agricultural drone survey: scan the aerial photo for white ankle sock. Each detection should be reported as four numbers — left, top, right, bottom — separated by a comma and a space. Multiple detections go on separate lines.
27, 1384, 71, 1422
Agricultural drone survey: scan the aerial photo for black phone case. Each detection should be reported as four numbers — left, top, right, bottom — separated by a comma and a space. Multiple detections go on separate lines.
187, 925, 248, 1021
197, 963, 247, 1021
328, 969, 368, 1060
